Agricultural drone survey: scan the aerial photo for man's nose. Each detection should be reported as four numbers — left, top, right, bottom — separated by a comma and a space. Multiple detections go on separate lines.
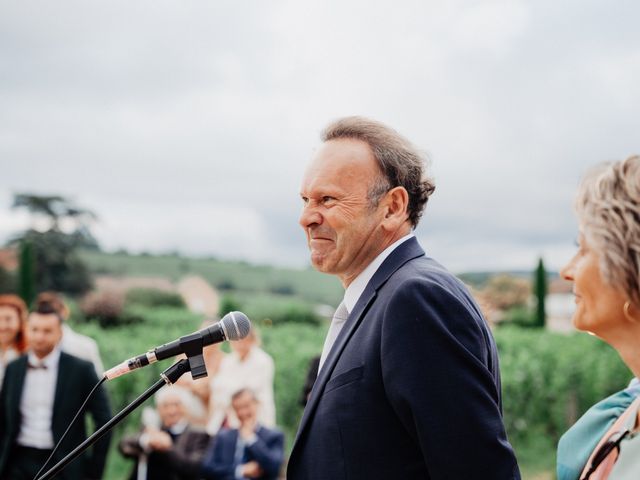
299, 204, 322, 229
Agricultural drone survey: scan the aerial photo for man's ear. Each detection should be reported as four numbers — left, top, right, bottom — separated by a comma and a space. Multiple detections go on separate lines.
380, 187, 409, 230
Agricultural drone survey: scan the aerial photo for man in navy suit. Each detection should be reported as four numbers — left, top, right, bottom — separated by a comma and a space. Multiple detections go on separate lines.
288, 116, 521, 479
201, 388, 284, 480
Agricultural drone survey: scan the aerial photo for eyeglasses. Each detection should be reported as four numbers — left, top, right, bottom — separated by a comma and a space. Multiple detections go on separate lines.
580, 429, 631, 480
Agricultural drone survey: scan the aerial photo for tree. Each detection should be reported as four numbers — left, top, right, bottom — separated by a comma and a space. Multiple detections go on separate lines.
534, 258, 547, 328
482, 274, 531, 311
18, 240, 35, 306
8, 193, 98, 296
11, 193, 99, 249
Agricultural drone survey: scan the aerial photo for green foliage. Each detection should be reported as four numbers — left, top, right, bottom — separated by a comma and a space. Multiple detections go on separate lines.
81, 290, 143, 328
263, 303, 321, 326
218, 294, 243, 317
11, 229, 93, 296
12, 193, 98, 242
125, 288, 186, 308
18, 240, 35, 306
268, 283, 295, 296
0, 266, 15, 294
534, 258, 547, 328
501, 305, 537, 328
216, 279, 236, 291
496, 326, 630, 447
7, 193, 98, 296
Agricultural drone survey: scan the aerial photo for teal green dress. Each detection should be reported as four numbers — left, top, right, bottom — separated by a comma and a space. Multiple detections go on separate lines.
557, 378, 640, 480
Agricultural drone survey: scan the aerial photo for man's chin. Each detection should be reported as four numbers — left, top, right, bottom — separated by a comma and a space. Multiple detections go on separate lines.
310, 255, 332, 273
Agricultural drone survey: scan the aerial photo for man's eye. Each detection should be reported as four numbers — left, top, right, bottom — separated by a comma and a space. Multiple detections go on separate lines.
301, 197, 309, 204
322, 196, 335, 204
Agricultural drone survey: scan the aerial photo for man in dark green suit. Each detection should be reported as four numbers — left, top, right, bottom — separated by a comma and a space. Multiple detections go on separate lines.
0, 301, 112, 479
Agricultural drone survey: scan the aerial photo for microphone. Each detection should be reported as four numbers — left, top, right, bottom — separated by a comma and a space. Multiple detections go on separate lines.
104, 311, 251, 380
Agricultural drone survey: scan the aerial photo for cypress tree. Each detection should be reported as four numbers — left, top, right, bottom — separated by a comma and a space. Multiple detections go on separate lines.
18, 239, 36, 307
534, 258, 547, 328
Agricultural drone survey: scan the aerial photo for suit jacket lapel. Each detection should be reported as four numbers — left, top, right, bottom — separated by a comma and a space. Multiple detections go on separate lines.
293, 237, 425, 445
52, 352, 71, 430
10, 356, 28, 423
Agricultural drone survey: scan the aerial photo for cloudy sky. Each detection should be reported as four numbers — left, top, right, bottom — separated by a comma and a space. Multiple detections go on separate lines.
0, 0, 638, 273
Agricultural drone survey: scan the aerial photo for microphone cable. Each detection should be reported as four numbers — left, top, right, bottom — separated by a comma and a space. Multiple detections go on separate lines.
33, 376, 107, 480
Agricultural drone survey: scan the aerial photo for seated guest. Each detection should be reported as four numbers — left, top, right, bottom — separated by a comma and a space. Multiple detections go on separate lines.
119, 385, 210, 480
0, 299, 111, 479
201, 388, 284, 480
0, 294, 28, 389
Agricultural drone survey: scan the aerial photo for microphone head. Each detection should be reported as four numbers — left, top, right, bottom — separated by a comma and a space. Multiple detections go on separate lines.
221, 311, 251, 341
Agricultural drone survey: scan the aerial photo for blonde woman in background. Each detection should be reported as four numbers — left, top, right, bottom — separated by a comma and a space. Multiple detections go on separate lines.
557, 155, 640, 480
0, 294, 28, 389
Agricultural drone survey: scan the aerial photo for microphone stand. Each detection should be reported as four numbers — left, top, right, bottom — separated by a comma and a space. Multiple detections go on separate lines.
36, 358, 194, 480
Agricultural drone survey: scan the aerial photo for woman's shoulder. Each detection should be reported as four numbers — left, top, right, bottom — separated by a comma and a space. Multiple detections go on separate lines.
557, 380, 640, 480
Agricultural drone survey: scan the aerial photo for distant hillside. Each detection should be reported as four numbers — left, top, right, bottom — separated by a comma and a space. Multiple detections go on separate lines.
458, 270, 559, 289
80, 250, 344, 307
81, 250, 558, 308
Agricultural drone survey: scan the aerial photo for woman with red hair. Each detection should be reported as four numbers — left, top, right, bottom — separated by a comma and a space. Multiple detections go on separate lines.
0, 294, 28, 389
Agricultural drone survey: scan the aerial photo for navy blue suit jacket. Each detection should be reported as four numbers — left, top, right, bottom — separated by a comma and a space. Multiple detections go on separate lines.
287, 237, 520, 479
201, 425, 284, 480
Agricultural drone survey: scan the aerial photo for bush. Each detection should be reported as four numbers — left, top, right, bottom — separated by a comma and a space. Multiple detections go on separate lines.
268, 284, 295, 296
216, 280, 236, 291
271, 303, 321, 326
81, 290, 142, 328
125, 288, 185, 308
218, 295, 243, 316
501, 305, 536, 327
0, 266, 15, 294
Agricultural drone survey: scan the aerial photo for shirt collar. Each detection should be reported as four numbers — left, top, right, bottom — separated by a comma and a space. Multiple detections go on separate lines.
168, 419, 189, 435
343, 233, 414, 313
28, 346, 61, 369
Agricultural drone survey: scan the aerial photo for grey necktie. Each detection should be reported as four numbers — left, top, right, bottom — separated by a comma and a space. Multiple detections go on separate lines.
318, 302, 349, 373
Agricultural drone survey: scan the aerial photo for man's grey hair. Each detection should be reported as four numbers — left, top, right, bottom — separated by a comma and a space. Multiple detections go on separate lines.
321, 116, 435, 228
155, 385, 191, 407
575, 155, 640, 307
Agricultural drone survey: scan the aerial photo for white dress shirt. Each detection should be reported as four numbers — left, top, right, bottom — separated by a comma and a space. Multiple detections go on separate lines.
318, 233, 414, 374
17, 347, 61, 449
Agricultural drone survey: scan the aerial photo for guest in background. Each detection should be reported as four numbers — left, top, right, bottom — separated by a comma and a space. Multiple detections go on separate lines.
201, 388, 284, 480
35, 292, 104, 375
0, 298, 111, 479
0, 294, 28, 389
120, 385, 210, 480
208, 329, 275, 434
557, 155, 640, 480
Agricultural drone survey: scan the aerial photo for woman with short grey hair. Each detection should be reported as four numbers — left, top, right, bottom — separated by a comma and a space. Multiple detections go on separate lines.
557, 155, 640, 480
